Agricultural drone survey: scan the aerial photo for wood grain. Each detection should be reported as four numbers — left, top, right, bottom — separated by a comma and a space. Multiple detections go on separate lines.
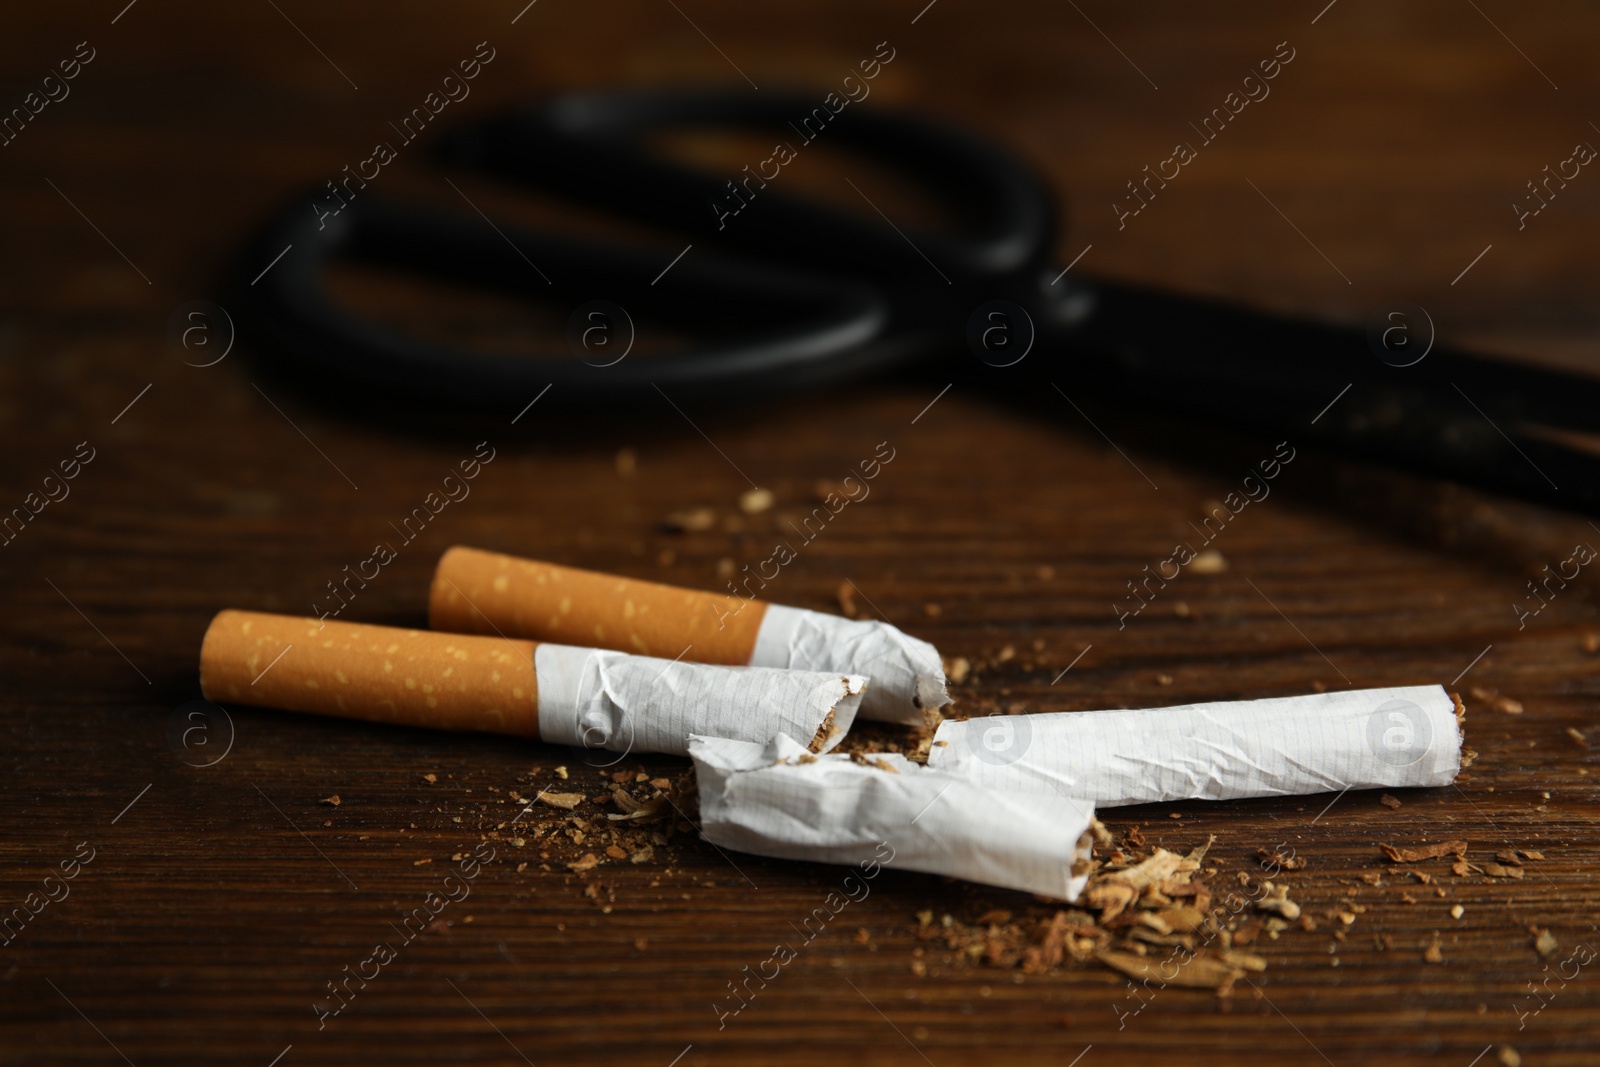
2, 2, 1599, 1064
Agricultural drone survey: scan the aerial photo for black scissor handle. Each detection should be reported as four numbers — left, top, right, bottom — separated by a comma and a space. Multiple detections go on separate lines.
232, 194, 895, 412
437, 89, 1059, 302
231, 89, 1064, 416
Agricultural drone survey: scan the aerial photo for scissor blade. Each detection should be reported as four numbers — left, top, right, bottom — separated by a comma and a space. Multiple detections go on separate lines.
1049, 278, 1600, 516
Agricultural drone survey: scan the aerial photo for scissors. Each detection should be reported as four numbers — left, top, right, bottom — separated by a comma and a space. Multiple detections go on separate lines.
234, 88, 1600, 517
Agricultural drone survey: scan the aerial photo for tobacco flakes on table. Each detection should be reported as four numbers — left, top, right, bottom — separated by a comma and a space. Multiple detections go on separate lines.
1379, 840, 1469, 863
913, 831, 1277, 994
1256, 882, 1301, 920
536, 790, 585, 810
1256, 846, 1305, 870
661, 507, 715, 533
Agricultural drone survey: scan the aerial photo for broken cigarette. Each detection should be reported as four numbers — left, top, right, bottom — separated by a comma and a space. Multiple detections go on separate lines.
428, 546, 947, 725
199, 610, 863, 756
689, 733, 1097, 899
925, 685, 1463, 808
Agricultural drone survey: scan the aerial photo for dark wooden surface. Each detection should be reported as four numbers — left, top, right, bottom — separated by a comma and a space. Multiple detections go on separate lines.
4, 2, 1600, 1064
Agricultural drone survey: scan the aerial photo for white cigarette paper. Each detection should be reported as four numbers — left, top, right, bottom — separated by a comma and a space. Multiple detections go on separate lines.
690, 733, 1097, 899
750, 604, 948, 726
536, 645, 863, 757
926, 684, 1462, 808
428, 548, 947, 726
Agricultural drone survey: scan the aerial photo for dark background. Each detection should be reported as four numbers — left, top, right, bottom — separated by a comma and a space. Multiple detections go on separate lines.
3, 1, 1599, 1064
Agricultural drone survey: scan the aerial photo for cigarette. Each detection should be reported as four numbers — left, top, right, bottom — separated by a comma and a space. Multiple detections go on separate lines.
429, 546, 948, 725
690, 733, 1097, 900
199, 610, 864, 756
925, 685, 1463, 808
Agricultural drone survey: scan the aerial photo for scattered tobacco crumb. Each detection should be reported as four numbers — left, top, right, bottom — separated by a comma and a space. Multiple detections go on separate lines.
915, 831, 1283, 995
320, 795, 341, 807
1379, 840, 1468, 863
1492, 696, 1524, 715
739, 487, 774, 514
1379, 794, 1402, 809
836, 580, 858, 618
1256, 882, 1301, 920
1498, 1045, 1522, 1067
1188, 549, 1228, 574
1567, 727, 1588, 748
1423, 931, 1444, 963
1533, 927, 1559, 959
1098, 946, 1262, 993
1256, 846, 1305, 871
662, 507, 714, 533
423, 773, 437, 784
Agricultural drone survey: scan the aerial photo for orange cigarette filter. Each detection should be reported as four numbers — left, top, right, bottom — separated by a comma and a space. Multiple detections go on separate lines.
200, 609, 541, 737
198, 609, 865, 754
429, 546, 767, 664
429, 546, 949, 725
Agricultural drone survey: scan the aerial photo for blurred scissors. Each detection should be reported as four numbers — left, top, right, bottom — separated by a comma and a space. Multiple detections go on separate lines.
235, 89, 1600, 516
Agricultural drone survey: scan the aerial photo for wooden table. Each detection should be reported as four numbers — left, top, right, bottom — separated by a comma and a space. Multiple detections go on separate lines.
3, 2, 1597, 1063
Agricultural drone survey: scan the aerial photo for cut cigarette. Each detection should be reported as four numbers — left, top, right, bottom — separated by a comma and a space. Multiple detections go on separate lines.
429, 546, 947, 725
199, 610, 863, 756
689, 732, 1097, 900
926, 685, 1463, 809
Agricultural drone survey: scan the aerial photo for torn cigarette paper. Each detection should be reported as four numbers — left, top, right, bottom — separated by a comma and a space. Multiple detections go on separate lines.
689, 733, 1097, 899
429, 547, 947, 725
534, 643, 863, 756
199, 610, 862, 757
749, 603, 947, 726
926, 684, 1462, 809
